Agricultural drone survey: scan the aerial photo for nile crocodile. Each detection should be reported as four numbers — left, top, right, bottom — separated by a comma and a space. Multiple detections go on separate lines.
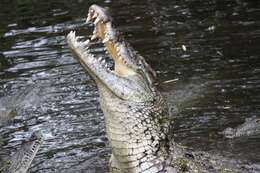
67, 5, 260, 173
1, 130, 42, 173
222, 116, 260, 139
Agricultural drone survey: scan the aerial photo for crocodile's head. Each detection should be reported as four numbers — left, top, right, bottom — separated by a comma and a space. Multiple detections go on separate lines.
67, 5, 157, 102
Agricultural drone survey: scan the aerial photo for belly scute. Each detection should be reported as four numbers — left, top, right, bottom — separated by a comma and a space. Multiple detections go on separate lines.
100, 99, 171, 172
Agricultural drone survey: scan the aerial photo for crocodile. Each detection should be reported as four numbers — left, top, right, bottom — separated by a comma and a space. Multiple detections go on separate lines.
222, 116, 260, 139
67, 5, 260, 173
1, 130, 43, 173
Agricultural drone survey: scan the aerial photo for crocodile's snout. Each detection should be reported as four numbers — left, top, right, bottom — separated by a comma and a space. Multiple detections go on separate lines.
87, 5, 111, 24
68, 4, 138, 77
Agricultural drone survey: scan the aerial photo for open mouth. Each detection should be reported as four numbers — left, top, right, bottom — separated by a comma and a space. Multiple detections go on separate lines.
67, 5, 136, 77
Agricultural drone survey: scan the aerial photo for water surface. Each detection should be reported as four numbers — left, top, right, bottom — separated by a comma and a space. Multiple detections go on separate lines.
0, 0, 259, 172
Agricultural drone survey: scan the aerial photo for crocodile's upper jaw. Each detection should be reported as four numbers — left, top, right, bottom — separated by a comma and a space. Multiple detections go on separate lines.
67, 5, 156, 102
69, 5, 135, 76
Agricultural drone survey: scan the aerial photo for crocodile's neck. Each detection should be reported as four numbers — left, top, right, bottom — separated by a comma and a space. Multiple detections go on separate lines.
99, 86, 172, 172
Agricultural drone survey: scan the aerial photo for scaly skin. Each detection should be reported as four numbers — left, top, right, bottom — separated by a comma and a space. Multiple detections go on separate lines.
67, 5, 171, 171
222, 116, 260, 138
67, 5, 260, 173
2, 131, 42, 173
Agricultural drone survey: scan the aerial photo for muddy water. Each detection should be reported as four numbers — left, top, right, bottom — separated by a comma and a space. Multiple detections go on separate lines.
0, 0, 259, 172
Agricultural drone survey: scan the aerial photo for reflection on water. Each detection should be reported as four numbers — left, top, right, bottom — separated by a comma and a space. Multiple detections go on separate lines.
0, 0, 259, 172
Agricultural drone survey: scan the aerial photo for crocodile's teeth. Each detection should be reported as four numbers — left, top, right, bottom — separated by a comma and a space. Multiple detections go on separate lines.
114, 42, 119, 49
102, 37, 109, 43
91, 34, 97, 40
98, 57, 102, 62
101, 59, 106, 64
83, 39, 90, 45
116, 46, 120, 52
94, 17, 101, 25
86, 13, 92, 22
93, 27, 97, 35
68, 31, 74, 37
93, 12, 98, 19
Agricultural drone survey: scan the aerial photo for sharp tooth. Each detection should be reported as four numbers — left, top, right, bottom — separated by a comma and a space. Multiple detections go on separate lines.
83, 39, 90, 45
69, 31, 74, 37
91, 35, 97, 40
71, 31, 75, 36
86, 17, 91, 23
102, 37, 109, 43
86, 13, 92, 22
114, 43, 119, 48
101, 59, 106, 64
93, 27, 97, 35
116, 46, 120, 52
93, 12, 98, 18
94, 17, 101, 25
105, 32, 108, 38
98, 57, 102, 62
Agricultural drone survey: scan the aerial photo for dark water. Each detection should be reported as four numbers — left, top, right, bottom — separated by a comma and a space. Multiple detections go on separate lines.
0, 0, 259, 172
